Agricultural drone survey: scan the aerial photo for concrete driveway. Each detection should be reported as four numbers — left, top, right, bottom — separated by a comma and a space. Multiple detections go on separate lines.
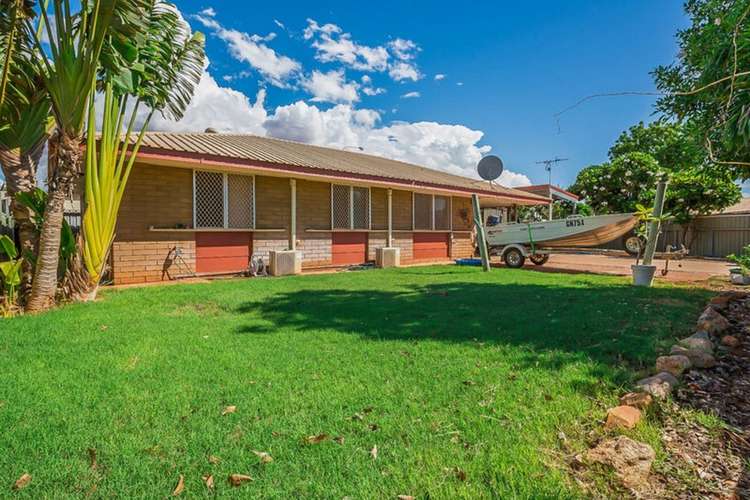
505, 251, 733, 284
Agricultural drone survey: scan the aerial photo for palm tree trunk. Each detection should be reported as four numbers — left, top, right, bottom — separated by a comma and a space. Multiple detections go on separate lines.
25, 132, 80, 312
0, 139, 44, 300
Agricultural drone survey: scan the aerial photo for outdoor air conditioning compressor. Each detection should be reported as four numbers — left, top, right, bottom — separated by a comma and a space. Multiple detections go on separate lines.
376, 247, 400, 268
269, 250, 301, 276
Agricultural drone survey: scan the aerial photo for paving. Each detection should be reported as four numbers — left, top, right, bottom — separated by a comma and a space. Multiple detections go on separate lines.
519, 251, 732, 284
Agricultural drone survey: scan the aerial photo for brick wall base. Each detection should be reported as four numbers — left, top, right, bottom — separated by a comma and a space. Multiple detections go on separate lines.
112, 239, 195, 285
299, 232, 332, 267
451, 232, 474, 259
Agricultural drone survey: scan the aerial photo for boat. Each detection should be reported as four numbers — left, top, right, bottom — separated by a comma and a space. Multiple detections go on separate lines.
485, 213, 638, 249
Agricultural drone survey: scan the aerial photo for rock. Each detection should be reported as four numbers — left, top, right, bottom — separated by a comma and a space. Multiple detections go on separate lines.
697, 307, 730, 335
708, 294, 733, 311
669, 345, 717, 368
721, 335, 740, 348
619, 392, 653, 409
605, 405, 642, 429
690, 331, 710, 341
655, 355, 692, 376
679, 336, 714, 353
587, 436, 655, 489
636, 372, 679, 399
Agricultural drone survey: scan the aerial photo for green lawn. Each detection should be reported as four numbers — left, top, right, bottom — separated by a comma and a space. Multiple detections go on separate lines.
0, 266, 710, 498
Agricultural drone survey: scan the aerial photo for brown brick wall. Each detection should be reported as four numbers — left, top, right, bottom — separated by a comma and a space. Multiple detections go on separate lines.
256, 175, 290, 229
392, 232, 413, 263
253, 233, 288, 261
392, 189, 412, 230
112, 239, 195, 285
371, 187, 387, 230
298, 179, 331, 230
451, 232, 474, 259
367, 234, 387, 261
452, 196, 473, 230
299, 232, 332, 267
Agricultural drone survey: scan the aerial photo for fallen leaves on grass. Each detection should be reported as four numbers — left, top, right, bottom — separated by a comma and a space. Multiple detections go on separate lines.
208, 455, 221, 464
303, 434, 329, 445
369, 423, 380, 431
334, 436, 345, 444
12, 473, 31, 490
462, 380, 476, 386
202, 474, 214, 490
222, 405, 237, 416
397, 495, 415, 500
252, 450, 273, 464
172, 475, 184, 496
88, 448, 97, 469
444, 466, 467, 481
370, 445, 378, 459
228, 474, 253, 486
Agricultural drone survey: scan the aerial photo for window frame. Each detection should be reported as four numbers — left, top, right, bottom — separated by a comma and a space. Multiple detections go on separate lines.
193, 170, 256, 230
412, 192, 453, 231
330, 184, 372, 230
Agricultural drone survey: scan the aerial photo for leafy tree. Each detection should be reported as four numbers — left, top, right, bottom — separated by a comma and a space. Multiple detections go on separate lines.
653, 0, 750, 175
570, 122, 741, 227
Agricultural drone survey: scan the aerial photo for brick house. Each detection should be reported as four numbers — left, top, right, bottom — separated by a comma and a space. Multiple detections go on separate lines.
112, 133, 547, 285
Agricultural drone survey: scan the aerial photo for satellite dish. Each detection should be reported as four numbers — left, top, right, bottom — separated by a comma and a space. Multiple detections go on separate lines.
477, 155, 504, 181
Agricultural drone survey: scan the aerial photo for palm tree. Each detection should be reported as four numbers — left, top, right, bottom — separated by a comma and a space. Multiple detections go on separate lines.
25, 0, 149, 311
81, 0, 204, 292
0, 0, 51, 299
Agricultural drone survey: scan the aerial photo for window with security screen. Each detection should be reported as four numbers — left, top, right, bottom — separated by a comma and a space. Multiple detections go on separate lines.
194, 171, 224, 228
352, 187, 370, 229
332, 184, 370, 230
194, 171, 255, 229
434, 195, 450, 230
413, 193, 432, 230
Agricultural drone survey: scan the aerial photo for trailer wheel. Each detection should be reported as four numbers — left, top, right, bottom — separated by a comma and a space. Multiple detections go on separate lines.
624, 236, 644, 256
503, 248, 525, 268
530, 254, 549, 265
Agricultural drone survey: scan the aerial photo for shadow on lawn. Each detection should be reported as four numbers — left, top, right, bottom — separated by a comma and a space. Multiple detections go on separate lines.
235, 275, 712, 381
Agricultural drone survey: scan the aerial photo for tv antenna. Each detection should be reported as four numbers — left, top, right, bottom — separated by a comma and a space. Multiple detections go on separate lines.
535, 157, 569, 220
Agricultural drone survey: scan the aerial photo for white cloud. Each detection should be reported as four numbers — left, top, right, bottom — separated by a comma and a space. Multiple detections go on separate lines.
389, 61, 421, 82
456, 82, 464, 86
401, 91, 420, 99
434, 74, 446, 81
273, 19, 286, 30
388, 38, 419, 60
301, 69, 360, 104
362, 86, 385, 96
199, 7, 216, 17
142, 63, 529, 188
193, 13, 301, 87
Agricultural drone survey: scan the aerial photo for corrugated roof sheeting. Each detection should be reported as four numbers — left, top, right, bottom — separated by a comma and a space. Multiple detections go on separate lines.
135, 133, 547, 203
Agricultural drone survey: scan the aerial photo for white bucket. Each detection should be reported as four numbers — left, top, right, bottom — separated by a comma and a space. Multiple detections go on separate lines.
632, 264, 656, 287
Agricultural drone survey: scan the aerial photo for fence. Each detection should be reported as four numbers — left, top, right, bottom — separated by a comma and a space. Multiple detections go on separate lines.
598, 213, 750, 258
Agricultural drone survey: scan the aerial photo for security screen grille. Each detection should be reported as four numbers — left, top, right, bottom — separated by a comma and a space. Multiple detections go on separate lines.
434, 195, 450, 230
227, 174, 254, 228
332, 184, 351, 229
194, 171, 255, 229
413, 193, 432, 230
352, 187, 370, 229
194, 171, 224, 228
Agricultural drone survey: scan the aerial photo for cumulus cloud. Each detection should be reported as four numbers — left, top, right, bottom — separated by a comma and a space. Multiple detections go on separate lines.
193, 13, 301, 87
434, 74, 446, 81
301, 69, 360, 104
389, 61, 421, 82
198, 7, 216, 17
143, 65, 528, 187
304, 19, 422, 83
401, 91, 420, 99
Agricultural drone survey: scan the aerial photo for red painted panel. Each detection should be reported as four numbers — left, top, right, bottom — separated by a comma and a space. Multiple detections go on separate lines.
195, 232, 252, 274
413, 232, 450, 260
332, 232, 367, 265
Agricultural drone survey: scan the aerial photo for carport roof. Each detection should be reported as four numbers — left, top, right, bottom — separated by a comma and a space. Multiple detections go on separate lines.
133, 132, 548, 205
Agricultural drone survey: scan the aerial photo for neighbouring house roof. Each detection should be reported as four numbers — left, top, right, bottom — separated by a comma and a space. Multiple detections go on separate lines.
133, 133, 548, 205
719, 197, 750, 215
515, 184, 580, 203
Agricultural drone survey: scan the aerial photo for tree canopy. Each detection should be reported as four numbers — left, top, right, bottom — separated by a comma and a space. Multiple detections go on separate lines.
570, 121, 740, 224
653, 0, 750, 176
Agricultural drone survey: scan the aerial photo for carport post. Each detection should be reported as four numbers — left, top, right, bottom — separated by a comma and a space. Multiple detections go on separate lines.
387, 189, 393, 247
290, 179, 297, 251
472, 194, 491, 272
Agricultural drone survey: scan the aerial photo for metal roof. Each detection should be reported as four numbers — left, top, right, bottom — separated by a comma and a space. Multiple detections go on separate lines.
135, 132, 548, 204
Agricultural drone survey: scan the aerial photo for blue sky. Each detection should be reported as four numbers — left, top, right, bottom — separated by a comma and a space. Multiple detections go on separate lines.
167, 0, 688, 188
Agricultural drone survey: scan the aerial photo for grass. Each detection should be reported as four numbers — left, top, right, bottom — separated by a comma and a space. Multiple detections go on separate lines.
0, 266, 711, 498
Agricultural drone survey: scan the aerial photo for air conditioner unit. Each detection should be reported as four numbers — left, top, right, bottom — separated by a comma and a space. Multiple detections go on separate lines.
376, 247, 400, 268
269, 250, 301, 276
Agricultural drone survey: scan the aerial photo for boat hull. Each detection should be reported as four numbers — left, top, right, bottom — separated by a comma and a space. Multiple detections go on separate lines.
485, 214, 637, 249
